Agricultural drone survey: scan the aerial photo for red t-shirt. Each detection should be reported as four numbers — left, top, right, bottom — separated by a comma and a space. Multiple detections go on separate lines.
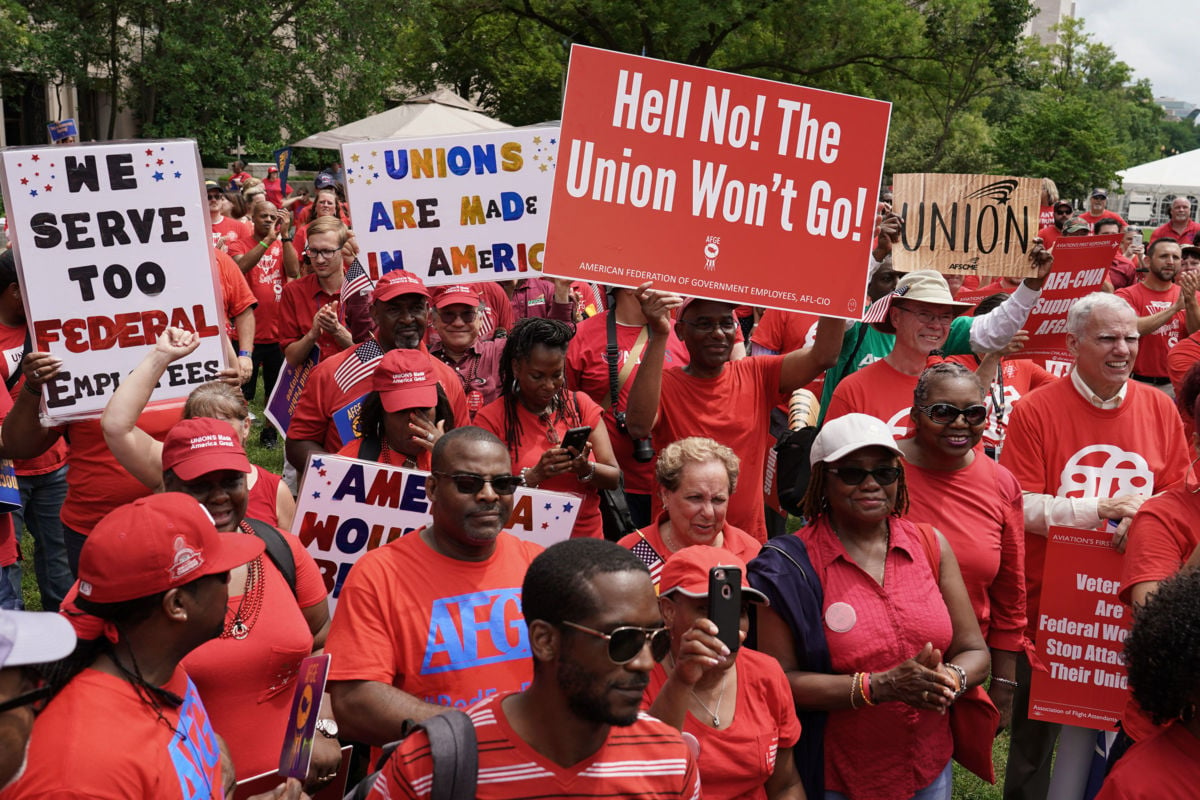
1094, 722, 1200, 800
245, 465, 283, 528
1000, 378, 1190, 638
1038, 224, 1061, 252
1080, 210, 1127, 231
644, 648, 800, 800
368, 692, 702, 800
182, 528, 327, 780
1167, 329, 1200, 404
653, 356, 785, 543
7, 666, 223, 799
0, 320, 68, 475
262, 177, 293, 209
287, 341, 469, 454
211, 214, 251, 252
0, 389, 14, 567
1117, 282, 1184, 378
57, 408, 182, 535
617, 515, 761, 592
565, 312, 689, 494
325, 528, 541, 711
337, 437, 432, 471
1150, 220, 1200, 244
474, 392, 606, 539
227, 237, 288, 343
276, 272, 346, 358
1109, 255, 1139, 291
749, 309, 823, 395
903, 454, 1026, 650
802, 517, 954, 799
826, 357, 918, 438
214, 249, 257, 344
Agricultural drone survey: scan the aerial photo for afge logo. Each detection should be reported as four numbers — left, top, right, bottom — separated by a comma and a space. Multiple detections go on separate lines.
704, 235, 720, 271
1058, 445, 1154, 499
422, 587, 528, 675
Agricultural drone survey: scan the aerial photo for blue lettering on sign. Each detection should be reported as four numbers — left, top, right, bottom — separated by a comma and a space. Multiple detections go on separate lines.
421, 587, 528, 674
167, 678, 222, 800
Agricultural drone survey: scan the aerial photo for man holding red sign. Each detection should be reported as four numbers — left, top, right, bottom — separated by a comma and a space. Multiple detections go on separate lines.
1115, 239, 1200, 393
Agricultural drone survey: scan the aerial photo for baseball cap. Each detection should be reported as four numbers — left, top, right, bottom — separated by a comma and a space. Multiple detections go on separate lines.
0, 609, 75, 668
1063, 216, 1091, 235
658, 546, 768, 605
433, 284, 481, 309
161, 418, 251, 481
868, 270, 972, 334
314, 173, 336, 190
810, 413, 903, 466
1091, 188, 1108, 199
678, 296, 735, 319
77, 494, 264, 604
371, 349, 439, 412
371, 270, 430, 304
205, 180, 221, 192
267, 166, 279, 173
1053, 200, 1072, 212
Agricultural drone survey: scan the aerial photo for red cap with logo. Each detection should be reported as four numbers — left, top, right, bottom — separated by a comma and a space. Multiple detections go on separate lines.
371, 270, 430, 304
161, 418, 251, 481
371, 349, 439, 411
657, 545, 769, 604
433, 284, 481, 309
76, 494, 264, 604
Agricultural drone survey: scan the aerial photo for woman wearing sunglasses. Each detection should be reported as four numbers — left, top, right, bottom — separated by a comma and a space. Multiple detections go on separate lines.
898, 361, 1025, 733
476, 317, 621, 539
753, 413, 988, 800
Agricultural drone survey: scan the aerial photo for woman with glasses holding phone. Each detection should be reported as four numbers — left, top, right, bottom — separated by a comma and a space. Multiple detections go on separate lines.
753, 413, 988, 800
898, 361, 1026, 732
475, 317, 621, 539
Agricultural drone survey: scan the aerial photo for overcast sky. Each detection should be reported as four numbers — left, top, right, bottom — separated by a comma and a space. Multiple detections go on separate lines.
1075, 0, 1192, 103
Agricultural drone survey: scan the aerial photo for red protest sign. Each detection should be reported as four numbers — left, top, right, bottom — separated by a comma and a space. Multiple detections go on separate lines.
1020, 234, 1120, 366
1029, 526, 1131, 731
543, 45, 891, 319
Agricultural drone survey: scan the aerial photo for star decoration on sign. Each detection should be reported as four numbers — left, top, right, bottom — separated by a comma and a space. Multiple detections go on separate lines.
43, 184, 51, 192
539, 164, 548, 172
541, 522, 549, 529
28, 190, 36, 197
533, 136, 542, 145
152, 171, 164, 181
312, 458, 325, 469
145, 148, 153, 156
544, 503, 552, 510
562, 502, 574, 513
311, 491, 321, 499
318, 468, 327, 477
351, 154, 360, 163
30, 154, 39, 162
174, 171, 182, 179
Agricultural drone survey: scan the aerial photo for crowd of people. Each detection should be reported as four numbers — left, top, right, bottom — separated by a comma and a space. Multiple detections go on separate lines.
0, 169, 1199, 800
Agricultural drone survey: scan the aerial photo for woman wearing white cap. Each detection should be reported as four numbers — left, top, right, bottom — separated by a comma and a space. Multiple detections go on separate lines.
753, 413, 988, 800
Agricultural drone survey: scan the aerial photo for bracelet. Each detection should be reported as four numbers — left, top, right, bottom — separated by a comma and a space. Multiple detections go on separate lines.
991, 676, 1019, 689
282, 236, 293, 242
577, 461, 596, 483
238, 350, 252, 358
521, 467, 539, 488
259, 239, 270, 249
945, 662, 968, 699
849, 672, 861, 709
23, 381, 40, 397
861, 672, 876, 706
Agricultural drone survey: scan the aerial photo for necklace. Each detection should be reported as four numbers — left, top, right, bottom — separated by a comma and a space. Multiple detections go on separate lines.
691, 671, 728, 727
224, 523, 266, 640
379, 438, 417, 469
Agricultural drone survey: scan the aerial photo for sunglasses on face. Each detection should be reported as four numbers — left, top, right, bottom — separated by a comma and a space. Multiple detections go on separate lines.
560, 620, 671, 664
437, 308, 477, 324
827, 466, 903, 486
917, 402, 988, 426
432, 471, 523, 495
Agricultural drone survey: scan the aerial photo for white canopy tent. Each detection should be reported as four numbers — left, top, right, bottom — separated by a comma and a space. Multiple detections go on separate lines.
293, 89, 511, 149
1115, 148, 1200, 225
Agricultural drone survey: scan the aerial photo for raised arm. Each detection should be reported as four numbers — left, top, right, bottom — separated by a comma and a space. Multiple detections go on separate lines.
969, 241, 1054, 352
779, 316, 842, 394
624, 283, 683, 439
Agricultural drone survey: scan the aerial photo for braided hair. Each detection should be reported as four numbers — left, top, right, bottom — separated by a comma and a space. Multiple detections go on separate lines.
497, 317, 580, 455
913, 359, 983, 408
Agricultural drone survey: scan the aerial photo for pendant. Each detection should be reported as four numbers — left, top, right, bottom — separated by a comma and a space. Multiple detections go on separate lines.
711, 714, 720, 726
231, 620, 250, 640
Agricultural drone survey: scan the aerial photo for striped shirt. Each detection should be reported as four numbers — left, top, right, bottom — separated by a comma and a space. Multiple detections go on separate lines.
369, 692, 702, 799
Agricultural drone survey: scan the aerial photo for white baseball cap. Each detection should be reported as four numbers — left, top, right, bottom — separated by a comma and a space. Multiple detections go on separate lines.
0, 609, 76, 668
810, 413, 903, 466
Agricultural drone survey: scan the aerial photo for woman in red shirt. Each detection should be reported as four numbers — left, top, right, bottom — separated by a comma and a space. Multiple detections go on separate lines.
898, 361, 1025, 731
755, 413, 989, 800
475, 317, 621, 539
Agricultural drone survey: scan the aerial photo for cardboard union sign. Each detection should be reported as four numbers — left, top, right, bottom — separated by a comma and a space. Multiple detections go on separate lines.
293, 454, 579, 612
893, 173, 1041, 278
342, 128, 559, 286
1020, 234, 1120, 366
543, 45, 891, 320
1029, 526, 1131, 731
0, 140, 227, 421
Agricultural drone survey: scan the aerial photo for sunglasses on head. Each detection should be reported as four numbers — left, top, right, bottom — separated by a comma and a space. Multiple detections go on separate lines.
917, 403, 988, 426
827, 465, 902, 486
432, 471, 523, 495
560, 620, 671, 664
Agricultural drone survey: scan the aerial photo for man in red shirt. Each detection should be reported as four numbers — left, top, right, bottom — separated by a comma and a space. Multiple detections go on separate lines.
1150, 196, 1200, 244
1001, 291, 1191, 800
626, 286, 842, 543
277, 216, 354, 368
207, 181, 250, 252
1116, 238, 1199, 392
1079, 189, 1127, 232
1037, 199, 1073, 251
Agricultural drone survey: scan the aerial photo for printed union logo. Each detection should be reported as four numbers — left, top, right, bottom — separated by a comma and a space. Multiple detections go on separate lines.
1059, 444, 1153, 500
703, 235, 720, 271
964, 178, 1019, 206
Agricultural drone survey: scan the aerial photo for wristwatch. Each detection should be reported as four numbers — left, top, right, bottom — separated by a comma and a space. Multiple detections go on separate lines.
315, 718, 339, 739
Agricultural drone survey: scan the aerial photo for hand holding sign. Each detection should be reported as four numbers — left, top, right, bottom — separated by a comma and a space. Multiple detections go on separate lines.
633, 282, 683, 336
1024, 239, 1055, 290
21, 351, 62, 393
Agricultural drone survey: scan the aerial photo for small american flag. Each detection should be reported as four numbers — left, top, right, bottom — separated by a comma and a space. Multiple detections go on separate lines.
333, 338, 383, 392
342, 257, 373, 302
630, 535, 665, 587
860, 284, 908, 325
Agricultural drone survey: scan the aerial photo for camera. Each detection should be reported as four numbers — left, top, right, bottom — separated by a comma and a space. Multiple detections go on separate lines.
614, 410, 655, 463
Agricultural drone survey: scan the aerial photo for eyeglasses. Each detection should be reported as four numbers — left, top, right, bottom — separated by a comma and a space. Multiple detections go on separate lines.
304, 247, 341, 261
432, 471, 523, 495
827, 466, 903, 486
560, 620, 671, 664
437, 308, 477, 324
916, 403, 989, 426
895, 306, 956, 326
681, 318, 739, 334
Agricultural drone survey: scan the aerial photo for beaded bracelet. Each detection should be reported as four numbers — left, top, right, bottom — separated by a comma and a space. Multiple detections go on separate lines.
945, 662, 968, 699
861, 672, 876, 706
992, 676, 1019, 689
849, 672, 862, 709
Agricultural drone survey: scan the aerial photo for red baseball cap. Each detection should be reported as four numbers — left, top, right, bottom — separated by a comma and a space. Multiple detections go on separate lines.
658, 545, 768, 604
161, 418, 251, 481
433, 284, 481, 309
371, 349, 439, 412
77, 494, 264, 603
371, 270, 430, 304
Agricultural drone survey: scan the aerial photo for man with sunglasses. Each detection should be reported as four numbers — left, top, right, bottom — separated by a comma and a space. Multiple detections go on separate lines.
326, 427, 542, 750
429, 284, 505, 421
365, 538, 700, 799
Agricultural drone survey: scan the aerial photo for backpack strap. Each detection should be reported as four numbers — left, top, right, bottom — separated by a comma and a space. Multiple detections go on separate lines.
357, 433, 382, 462
423, 710, 478, 800
4, 329, 31, 392
244, 517, 297, 598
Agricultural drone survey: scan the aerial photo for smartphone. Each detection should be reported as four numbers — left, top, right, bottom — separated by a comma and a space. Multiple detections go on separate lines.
561, 426, 592, 454
707, 566, 742, 653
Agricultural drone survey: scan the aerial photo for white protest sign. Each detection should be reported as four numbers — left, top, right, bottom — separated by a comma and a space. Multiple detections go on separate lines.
292, 454, 579, 612
0, 140, 227, 420
341, 128, 558, 286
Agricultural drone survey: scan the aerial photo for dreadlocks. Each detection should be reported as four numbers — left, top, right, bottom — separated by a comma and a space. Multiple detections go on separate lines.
497, 317, 579, 455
